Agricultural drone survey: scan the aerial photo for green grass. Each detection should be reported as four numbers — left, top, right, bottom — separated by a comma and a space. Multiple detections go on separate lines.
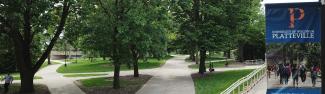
57, 56, 173, 73
188, 60, 234, 69
206, 56, 226, 61
0, 73, 42, 80
12, 74, 42, 80
64, 74, 107, 77
192, 69, 253, 94
40, 61, 60, 69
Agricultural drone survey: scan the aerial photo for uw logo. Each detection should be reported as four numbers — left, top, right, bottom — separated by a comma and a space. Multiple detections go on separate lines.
289, 8, 305, 28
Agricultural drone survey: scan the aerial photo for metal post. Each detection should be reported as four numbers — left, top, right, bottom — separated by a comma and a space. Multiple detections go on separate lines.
321, 2, 325, 93
64, 40, 67, 67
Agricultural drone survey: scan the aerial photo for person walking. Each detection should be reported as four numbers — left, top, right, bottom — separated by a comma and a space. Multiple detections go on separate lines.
299, 64, 307, 84
279, 64, 284, 84
2, 73, 13, 93
284, 64, 290, 85
311, 65, 318, 87
291, 64, 299, 87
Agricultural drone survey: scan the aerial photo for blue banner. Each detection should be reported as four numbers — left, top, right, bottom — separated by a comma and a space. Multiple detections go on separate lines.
267, 88, 321, 94
265, 3, 321, 43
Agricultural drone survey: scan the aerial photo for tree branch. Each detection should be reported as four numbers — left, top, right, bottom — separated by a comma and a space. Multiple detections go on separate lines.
33, 0, 71, 73
24, 0, 33, 45
96, 0, 112, 16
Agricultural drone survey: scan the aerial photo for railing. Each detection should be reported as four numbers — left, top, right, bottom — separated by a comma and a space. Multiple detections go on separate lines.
220, 63, 267, 94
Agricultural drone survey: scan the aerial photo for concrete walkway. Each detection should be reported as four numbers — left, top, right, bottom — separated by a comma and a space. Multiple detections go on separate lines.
35, 61, 86, 94
136, 55, 195, 94
247, 76, 267, 94
28, 56, 261, 94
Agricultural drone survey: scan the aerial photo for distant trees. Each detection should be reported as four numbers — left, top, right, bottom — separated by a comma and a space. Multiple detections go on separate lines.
0, 34, 16, 73
63, 0, 171, 88
170, 0, 264, 74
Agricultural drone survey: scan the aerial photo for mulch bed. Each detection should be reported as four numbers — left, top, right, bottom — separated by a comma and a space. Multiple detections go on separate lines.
76, 75, 152, 94
0, 84, 50, 94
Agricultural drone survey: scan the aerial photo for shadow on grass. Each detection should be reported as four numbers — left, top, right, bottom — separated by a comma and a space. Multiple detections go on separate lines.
75, 75, 152, 94
0, 84, 50, 94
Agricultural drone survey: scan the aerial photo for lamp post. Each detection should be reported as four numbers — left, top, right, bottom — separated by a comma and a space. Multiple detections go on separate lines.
64, 39, 67, 67
321, 0, 325, 93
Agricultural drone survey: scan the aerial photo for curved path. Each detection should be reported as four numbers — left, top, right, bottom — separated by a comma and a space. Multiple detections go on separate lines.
136, 55, 195, 94
35, 61, 86, 94
29, 55, 261, 94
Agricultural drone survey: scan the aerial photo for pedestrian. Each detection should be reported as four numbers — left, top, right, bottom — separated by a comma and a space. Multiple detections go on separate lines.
300, 64, 307, 83
291, 64, 299, 87
267, 65, 272, 78
279, 64, 284, 84
275, 64, 279, 78
2, 73, 13, 93
284, 64, 290, 85
311, 65, 318, 87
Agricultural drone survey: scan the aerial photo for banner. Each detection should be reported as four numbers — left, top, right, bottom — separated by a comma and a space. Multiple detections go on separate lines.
265, 2, 322, 94
266, 3, 321, 43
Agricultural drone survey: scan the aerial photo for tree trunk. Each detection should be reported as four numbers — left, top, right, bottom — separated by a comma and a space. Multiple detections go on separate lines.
133, 57, 139, 77
238, 42, 244, 62
199, 48, 206, 74
20, 71, 35, 93
48, 51, 51, 65
195, 51, 199, 64
130, 45, 139, 77
103, 56, 106, 60
14, 42, 35, 93
225, 50, 231, 59
189, 49, 195, 62
113, 62, 120, 89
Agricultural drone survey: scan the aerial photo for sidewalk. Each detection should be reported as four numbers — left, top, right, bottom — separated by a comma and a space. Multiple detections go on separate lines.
35, 61, 86, 94
136, 55, 195, 94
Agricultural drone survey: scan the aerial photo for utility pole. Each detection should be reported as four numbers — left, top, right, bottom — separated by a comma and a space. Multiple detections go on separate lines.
321, 1, 325, 93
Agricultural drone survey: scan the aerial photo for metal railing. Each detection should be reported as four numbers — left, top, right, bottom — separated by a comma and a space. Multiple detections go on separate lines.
220, 63, 267, 94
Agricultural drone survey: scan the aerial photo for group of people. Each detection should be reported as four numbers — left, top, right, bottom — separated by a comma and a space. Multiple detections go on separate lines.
267, 63, 320, 87
0, 73, 14, 93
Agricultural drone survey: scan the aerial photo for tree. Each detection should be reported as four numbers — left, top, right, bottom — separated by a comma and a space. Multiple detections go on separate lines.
124, 0, 171, 77
69, 0, 170, 88
0, 0, 73, 92
170, 0, 263, 74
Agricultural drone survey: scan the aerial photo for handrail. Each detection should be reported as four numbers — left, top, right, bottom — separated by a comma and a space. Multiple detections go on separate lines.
220, 63, 267, 94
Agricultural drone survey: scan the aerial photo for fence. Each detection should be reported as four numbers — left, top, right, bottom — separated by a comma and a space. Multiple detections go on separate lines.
220, 63, 267, 94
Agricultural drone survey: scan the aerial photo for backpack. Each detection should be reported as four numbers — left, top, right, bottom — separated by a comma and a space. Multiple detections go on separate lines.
284, 67, 289, 75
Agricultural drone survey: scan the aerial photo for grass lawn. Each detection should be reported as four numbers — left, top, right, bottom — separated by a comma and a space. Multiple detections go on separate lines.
0, 73, 42, 80
188, 60, 234, 69
64, 74, 107, 77
185, 53, 226, 63
76, 75, 152, 94
12, 74, 42, 80
40, 61, 60, 69
0, 61, 59, 80
57, 56, 173, 73
0, 84, 50, 94
192, 69, 253, 94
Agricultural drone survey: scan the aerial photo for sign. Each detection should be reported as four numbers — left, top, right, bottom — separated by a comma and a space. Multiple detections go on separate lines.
263, 0, 319, 4
265, 3, 321, 43
267, 88, 321, 94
